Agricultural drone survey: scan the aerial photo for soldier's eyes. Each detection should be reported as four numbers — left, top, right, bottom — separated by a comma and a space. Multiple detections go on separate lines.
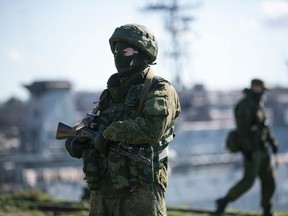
123, 48, 138, 56
114, 48, 138, 56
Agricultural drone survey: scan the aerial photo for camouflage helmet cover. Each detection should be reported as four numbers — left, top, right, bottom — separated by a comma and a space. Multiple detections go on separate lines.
109, 24, 158, 63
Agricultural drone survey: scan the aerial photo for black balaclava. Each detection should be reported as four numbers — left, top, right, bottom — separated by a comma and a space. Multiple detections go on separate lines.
113, 41, 150, 78
245, 88, 264, 104
251, 91, 264, 104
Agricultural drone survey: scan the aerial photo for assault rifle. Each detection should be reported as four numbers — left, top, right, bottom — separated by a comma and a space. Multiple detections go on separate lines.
56, 122, 151, 165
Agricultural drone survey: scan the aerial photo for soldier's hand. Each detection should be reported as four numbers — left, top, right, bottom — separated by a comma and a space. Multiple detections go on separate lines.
271, 143, 278, 154
65, 136, 91, 159
94, 129, 108, 154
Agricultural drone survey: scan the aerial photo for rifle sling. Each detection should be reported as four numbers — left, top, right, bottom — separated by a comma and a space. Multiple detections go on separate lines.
136, 67, 170, 161
137, 67, 154, 116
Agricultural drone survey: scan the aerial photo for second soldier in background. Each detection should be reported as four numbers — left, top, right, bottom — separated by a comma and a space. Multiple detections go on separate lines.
216, 79, 278, 216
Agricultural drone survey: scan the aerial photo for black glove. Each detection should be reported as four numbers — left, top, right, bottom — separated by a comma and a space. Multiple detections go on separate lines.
271, 143, 278, 154
65, 136, 91, 159
244, 151, 253, 161
94, 129, 108, 154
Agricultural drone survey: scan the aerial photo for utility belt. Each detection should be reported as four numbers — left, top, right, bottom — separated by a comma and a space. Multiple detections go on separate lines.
158, 147, 169, 161
157, 126, 174, 159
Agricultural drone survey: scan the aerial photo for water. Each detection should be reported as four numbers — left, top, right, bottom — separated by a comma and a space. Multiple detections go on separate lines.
42, 159, 288, 212
166, 163, 288, 211
45, 181, 85, 201
42, 123, 288, 211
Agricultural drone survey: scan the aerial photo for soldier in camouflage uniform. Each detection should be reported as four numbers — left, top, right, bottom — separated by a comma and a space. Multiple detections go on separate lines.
65, 24, 181, 216
215, 79, 278, 216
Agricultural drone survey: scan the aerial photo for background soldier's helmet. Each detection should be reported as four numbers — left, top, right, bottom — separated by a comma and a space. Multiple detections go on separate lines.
251, 78, 268, 90
109, 24, 158, 63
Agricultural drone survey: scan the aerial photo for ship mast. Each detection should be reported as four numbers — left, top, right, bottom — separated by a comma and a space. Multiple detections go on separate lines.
143, 0, 201, 90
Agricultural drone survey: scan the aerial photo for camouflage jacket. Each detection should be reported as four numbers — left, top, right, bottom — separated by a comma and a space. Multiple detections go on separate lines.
82, 67, 181, 198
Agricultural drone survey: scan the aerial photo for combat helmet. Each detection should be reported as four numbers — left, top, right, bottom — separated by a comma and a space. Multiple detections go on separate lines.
109, 24, 158, 63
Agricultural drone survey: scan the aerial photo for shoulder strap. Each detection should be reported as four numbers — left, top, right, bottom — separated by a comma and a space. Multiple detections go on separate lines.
137, 67, 154, 116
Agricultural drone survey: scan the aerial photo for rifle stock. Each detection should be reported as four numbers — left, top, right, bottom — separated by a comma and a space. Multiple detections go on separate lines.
56, 121, 96, 140
56, 122, 75, 140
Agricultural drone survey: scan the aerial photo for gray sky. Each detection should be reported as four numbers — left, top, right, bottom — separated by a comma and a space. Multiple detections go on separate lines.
1, 0, 288, 102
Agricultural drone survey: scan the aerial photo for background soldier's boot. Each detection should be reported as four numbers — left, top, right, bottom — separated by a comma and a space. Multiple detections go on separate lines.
215, 197, 229, 214
263, 206, 276, 216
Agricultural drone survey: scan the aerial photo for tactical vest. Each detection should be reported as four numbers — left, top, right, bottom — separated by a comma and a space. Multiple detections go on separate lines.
82, 76, 174, 194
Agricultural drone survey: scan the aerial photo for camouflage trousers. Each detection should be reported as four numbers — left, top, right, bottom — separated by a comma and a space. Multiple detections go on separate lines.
89, 183, 167, 216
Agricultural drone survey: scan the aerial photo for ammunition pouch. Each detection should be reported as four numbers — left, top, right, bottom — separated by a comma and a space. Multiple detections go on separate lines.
82, 149, 107, 191
108, 144, 155, 191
